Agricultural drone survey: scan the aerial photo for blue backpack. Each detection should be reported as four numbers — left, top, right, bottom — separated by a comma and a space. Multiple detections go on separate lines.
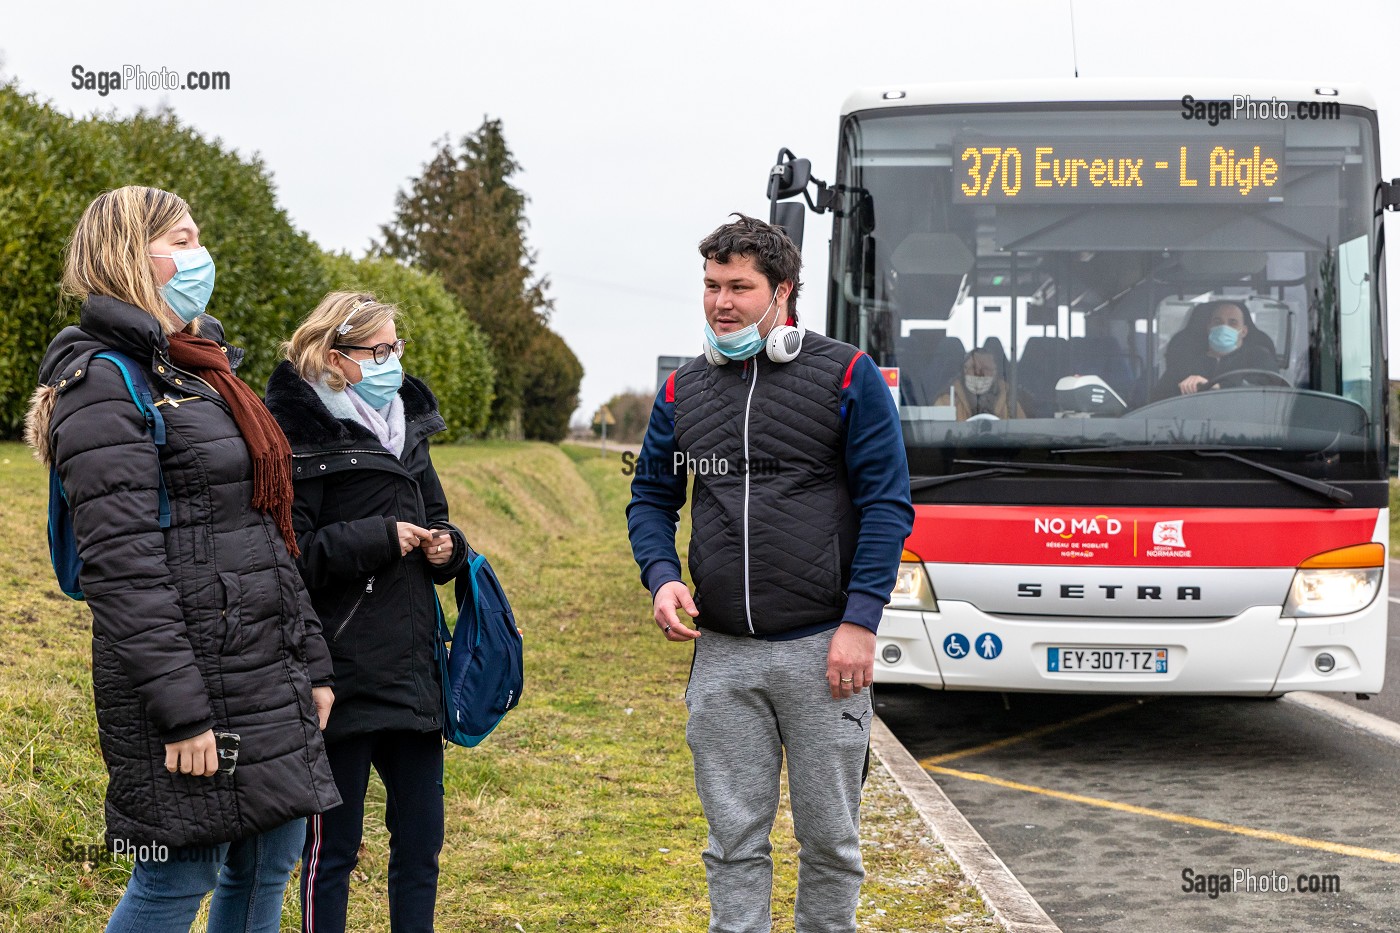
47, 351, 170, 600
436, 544, 524, 747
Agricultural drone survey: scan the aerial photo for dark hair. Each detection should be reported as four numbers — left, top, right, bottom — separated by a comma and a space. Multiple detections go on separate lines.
1193, 299, 1257, 334
698, 213, 803, 315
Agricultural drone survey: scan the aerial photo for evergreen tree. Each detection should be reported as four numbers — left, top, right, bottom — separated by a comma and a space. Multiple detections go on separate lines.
519, 321, 583, 443
380, 119, 563, 434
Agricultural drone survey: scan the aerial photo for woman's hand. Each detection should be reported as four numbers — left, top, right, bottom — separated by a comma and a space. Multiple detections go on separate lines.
422, 528, 454, 566
396, 522, 432, 556
164, 730, 218, 777
312, 686, 334, 731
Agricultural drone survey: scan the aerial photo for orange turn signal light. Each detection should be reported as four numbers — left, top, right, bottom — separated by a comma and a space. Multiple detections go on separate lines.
1298, 542, 1385, 569
901, 548, 921, 562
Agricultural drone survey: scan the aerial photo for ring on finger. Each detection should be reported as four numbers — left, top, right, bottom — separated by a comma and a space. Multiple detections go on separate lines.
664, 624, 672, 634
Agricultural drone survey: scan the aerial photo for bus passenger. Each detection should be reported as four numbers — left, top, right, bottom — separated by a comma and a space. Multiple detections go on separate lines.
935, 348, 1025, 420
1152, 299, 1278, 399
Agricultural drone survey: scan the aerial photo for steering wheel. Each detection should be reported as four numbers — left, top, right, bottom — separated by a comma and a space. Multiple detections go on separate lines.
1203, 369, 1291, 390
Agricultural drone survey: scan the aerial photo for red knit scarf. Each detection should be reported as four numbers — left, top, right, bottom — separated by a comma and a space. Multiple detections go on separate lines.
167, 332, 300, 558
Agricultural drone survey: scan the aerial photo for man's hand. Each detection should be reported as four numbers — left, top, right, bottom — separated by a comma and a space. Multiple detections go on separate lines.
827, 622, 875, 699
312, 686, 335, 731
653, 581, 701, 641
164, 730, 218, 777
1178, 374, 1209, 395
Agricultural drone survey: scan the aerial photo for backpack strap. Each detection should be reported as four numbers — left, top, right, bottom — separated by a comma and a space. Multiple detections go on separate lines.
92, 351, 171, 529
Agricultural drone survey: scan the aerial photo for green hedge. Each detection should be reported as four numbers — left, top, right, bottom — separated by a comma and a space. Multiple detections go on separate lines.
0, 83, 496, 438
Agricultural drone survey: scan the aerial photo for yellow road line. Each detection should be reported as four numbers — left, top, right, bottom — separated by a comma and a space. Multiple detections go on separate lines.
929, 765, 1400, 864
921, 699, 1148, 766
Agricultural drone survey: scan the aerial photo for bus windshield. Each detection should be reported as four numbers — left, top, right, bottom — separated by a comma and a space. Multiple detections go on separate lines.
828, 103, 1386, 485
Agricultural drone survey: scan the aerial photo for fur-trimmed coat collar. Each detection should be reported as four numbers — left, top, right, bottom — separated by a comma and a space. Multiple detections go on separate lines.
264, 360, 442, 455
26, 297, 239, 467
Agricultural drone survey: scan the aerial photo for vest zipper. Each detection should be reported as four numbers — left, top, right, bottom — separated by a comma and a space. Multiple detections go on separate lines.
331, 575, 376, 641
741, 359, 759, 634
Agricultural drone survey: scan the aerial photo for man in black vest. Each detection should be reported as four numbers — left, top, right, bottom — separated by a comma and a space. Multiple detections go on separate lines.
627, 215, 914, 932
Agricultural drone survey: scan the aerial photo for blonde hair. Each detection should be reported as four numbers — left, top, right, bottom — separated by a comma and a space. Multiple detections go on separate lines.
61, 186, 199, 336
285, 291, 399, 391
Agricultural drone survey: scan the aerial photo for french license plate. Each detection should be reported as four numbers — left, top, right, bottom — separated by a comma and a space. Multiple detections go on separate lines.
1047, 647, 1168, 673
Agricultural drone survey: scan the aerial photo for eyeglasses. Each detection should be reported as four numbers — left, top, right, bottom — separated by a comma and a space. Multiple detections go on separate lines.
333, 339, 407, 365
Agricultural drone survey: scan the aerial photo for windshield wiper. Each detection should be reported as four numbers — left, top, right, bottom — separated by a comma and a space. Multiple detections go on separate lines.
1052, 444, 1284, 455
912, 459, 1181, 491
1194, 451, 1353, 504
911, 466, 1028, 490
1051, 446, 1353, 503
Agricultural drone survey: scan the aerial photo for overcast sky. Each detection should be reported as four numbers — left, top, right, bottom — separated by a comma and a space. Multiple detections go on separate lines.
5, 0, 1398, 425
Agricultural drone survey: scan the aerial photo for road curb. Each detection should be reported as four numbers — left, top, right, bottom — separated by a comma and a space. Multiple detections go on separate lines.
870, 716, 1061, 933
1283, 691, 1400, 748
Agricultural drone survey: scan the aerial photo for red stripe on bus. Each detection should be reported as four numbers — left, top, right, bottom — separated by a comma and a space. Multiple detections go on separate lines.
904, 505, 1380, 567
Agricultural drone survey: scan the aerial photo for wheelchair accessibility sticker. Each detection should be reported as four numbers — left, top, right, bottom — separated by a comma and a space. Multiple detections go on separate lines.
943, 633, 970, 659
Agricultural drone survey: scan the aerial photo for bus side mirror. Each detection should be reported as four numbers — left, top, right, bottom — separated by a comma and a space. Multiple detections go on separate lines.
773, 201, 806, 249
768, 155, 813, 201
1384, 179, 1400, 211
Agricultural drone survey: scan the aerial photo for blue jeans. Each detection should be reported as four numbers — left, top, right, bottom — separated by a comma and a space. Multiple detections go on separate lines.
106, 818, 305, 933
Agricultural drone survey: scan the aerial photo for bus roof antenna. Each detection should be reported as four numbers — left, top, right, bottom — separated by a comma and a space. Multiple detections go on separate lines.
1069, 0, 1080, 78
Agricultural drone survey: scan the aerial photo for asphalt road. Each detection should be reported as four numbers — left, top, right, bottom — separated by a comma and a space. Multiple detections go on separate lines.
878, 584, 1400, 933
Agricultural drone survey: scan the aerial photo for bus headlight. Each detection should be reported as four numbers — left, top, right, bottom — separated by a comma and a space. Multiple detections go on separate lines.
889, 550, 937, 611
1282, 543, 1384, 618
1283, 568, 1381, 617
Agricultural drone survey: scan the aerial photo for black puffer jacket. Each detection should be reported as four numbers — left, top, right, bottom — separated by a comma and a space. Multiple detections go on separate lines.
30, 297, 341, 849
263, 361, 468, 744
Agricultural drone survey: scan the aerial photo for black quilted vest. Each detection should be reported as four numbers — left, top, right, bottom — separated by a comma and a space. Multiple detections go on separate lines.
673, 332, 861, 636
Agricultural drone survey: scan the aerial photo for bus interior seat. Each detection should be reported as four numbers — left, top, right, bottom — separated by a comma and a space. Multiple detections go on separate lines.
1015, 336, 1075, 417
897, 331, 965, 405
1070, 336, 1142, 407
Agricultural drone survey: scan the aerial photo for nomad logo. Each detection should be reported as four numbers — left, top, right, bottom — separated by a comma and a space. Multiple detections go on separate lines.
1034, 515, 1122, 539
1181, 867, 1341, 898
71, 65, 232, 97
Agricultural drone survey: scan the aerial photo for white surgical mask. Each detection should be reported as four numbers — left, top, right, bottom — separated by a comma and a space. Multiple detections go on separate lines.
965, 374, 995, 395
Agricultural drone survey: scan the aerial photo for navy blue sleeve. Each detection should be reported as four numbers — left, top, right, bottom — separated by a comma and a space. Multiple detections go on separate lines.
626, 382, 689, 597
840, 354, 915, 633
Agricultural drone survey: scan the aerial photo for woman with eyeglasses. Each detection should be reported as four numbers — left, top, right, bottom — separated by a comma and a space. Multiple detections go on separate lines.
263, 291, 468, 933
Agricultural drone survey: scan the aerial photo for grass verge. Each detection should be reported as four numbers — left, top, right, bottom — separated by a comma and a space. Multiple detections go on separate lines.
0, 440, 995, 931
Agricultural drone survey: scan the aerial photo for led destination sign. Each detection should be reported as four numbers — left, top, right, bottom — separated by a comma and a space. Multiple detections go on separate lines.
954, 137, 1286, 203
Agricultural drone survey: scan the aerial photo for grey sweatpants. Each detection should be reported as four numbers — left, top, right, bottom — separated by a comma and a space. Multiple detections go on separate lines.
685, 626, 872, 933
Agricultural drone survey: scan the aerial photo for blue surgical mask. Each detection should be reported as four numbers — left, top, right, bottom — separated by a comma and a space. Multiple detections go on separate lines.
150, 247, 215, 323
343, 353, 403, 409
1208, 324, 1241, 354
704, 290, 780, 362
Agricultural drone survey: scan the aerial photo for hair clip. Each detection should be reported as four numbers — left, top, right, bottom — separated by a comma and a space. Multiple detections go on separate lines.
335, 298, 370, 336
